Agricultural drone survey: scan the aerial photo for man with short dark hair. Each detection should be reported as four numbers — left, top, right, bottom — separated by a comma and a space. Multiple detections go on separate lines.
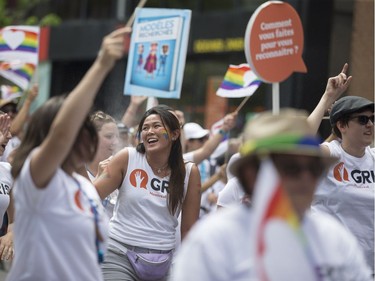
170, 108, 372, 280
308, 64, 374, 275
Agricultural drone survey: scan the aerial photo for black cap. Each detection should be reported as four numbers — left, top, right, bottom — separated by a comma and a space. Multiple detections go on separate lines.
330, 96, 374, 126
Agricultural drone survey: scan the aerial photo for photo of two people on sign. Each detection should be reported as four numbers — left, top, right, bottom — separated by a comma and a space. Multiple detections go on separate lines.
136, 42, 169, 78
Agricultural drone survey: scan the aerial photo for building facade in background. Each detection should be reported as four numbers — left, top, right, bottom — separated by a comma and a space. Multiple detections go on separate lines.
3, 0, 373, 139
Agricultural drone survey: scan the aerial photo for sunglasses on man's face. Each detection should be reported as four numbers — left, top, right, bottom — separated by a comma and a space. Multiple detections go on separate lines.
349, 115, 375, 126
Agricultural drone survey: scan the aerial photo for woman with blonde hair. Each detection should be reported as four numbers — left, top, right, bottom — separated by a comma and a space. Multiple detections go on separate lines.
87, 110, 119, 217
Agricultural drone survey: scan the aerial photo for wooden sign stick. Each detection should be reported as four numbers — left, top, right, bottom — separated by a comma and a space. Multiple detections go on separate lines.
125, 0, 148, 28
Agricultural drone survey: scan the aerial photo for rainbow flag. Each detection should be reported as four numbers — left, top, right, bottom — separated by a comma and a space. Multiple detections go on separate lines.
0, 26, 39, 64
216, 64, 262, 98
251, 159, 319, 281
0, 26, 39, 90
0, 85, 22, 101
0, 62, 36, 90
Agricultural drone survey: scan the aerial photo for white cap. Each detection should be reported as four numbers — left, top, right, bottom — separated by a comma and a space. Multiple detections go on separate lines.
183, 122, 210, 140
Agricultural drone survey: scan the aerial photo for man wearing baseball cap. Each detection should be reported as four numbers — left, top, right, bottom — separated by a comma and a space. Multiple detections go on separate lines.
183, 122, 210, 142
170, 108, 372, 280
308, 63, 374, 275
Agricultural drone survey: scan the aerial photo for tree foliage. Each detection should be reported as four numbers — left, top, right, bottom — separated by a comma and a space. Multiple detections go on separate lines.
0, 0, 61, 27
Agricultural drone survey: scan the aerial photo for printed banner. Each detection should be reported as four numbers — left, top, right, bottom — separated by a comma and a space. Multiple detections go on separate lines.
0, 26, 39, 90
124, 8, 191, 99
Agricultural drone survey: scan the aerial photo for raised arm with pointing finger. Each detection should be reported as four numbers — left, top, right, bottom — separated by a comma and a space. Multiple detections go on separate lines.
307, 63, 352, 136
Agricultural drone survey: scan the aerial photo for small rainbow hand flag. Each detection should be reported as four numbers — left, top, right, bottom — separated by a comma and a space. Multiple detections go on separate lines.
0, 85, 22, 101
251, 159, 319, 281
216, 63, 261, 98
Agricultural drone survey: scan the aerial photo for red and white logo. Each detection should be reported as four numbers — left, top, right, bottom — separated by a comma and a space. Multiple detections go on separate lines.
333, 162, 349, 182
130, 169, 148, 189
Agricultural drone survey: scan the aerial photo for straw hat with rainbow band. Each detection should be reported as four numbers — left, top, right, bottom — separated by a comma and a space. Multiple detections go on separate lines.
230, 108, 337, 178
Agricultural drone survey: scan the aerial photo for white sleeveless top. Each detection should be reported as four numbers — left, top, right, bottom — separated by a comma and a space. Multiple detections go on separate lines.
109, 147, 193, 251
312, 140, 375, 273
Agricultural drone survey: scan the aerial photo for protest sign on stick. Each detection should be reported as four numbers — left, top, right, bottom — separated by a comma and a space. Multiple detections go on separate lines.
125, 0, 148, 28
124, 8, 191, 99
244, 1, 307, 114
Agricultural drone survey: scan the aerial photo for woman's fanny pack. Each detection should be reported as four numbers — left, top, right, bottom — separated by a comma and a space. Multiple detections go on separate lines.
126, 248, 173, 281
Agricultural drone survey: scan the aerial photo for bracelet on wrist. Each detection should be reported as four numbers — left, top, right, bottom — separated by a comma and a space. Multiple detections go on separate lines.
218, 129, 227, 136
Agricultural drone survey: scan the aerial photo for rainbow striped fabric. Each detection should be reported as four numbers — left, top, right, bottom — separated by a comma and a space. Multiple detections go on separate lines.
251, 159, 318, 281
0, 26, 39, 90
0, 85, 22, 101
0, 29, 38, 53
0, 62, 36, 90
240, 134, 321, 157
216, 63, 262, 98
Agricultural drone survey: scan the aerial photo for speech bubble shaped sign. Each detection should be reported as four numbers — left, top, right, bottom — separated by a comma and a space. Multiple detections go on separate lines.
245, 1, 307, 83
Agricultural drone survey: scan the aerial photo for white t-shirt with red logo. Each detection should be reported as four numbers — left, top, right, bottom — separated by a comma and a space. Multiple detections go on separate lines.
109, 147, 193, 251
7, 148, 108, 281
312, 140, 374, 273
0, 162, 12, 227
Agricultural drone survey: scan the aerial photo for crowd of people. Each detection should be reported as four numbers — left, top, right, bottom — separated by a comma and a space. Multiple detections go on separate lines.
0, 27, 372, 281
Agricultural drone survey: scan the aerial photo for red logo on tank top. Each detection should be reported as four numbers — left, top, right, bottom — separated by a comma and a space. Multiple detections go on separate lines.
130, 169, 148, 189
74, 190, 84, 210
73, 190, 92, 213
333, 162, 349, 182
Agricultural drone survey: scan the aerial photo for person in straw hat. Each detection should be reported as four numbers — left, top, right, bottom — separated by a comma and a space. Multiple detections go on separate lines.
169, 108, 372, 281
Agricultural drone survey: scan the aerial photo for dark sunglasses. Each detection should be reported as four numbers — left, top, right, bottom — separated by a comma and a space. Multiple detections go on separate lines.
272, 157, 325, 178
349, 115, 374, 125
